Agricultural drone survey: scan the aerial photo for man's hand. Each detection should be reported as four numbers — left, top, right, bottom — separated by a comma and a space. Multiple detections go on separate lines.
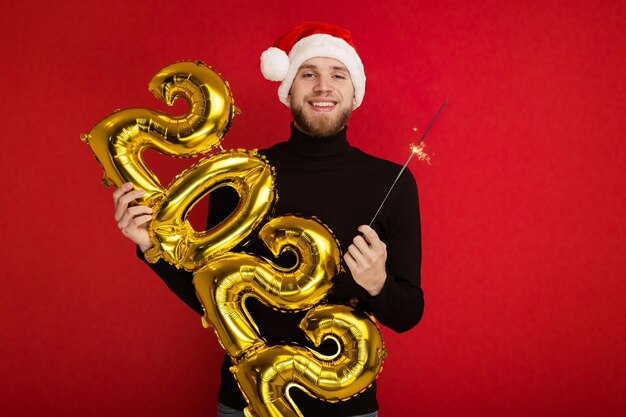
113, 182, 153, 253
343, 225, 387, 296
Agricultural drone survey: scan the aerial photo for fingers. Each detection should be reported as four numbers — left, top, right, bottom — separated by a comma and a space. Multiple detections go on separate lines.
352, 234, 370, 253
117, 205, 153, 231
113, 183, 147, 221
344, 225, 388, 297
346, 241, 368, 268
112, 182, 133, 203
121, 216, 152, 234
113, 183, 152, 230
343, 251, 358, 272
344, 225, 387, 270
358, 225, 385, 249
111, 182, 153, 249
114, 189, 147, 221
347, 226, 386, 259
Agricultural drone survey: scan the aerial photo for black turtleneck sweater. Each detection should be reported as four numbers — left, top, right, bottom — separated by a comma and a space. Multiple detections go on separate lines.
140, 124, 424, 416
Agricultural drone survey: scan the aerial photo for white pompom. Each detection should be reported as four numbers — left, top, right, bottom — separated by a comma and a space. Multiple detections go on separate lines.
260, 47, 290, 81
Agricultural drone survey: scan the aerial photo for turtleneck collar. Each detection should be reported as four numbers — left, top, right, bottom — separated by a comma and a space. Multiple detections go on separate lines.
286, 123, 351, 159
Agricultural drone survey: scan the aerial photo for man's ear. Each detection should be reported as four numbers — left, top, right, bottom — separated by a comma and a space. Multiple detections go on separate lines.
352, 95, 357, 107
287, 93, 292, 104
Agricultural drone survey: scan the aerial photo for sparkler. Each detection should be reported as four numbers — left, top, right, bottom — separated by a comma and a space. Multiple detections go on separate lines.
368, 99, 447, 226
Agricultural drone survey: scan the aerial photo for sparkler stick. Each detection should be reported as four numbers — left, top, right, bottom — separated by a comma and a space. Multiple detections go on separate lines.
368, 99, 447, 226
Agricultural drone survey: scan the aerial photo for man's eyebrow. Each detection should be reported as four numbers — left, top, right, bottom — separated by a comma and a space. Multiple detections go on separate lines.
298, 64, 349, 71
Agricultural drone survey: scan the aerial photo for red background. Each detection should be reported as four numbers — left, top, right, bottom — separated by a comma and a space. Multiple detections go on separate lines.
1, 1, 625, 416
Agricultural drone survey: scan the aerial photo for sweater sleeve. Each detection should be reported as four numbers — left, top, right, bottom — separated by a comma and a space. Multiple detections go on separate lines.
137, 246, 203, 315
136, 186, 240, 316
364, 170, 424, 333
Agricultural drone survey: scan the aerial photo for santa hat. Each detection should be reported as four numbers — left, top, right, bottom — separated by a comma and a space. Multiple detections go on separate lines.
260, 22, 366, 109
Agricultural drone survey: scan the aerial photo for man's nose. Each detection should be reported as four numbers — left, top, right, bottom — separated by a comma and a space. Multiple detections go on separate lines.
313, 75, 333, 93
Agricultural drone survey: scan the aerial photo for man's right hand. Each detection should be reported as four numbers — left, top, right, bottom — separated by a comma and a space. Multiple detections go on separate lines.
113, 182, 153, 253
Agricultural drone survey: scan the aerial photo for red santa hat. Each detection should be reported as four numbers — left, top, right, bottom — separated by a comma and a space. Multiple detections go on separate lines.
260, 22, 366, 109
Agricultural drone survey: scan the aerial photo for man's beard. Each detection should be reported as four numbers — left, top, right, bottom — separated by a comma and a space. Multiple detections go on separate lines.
291, 102, 353, 137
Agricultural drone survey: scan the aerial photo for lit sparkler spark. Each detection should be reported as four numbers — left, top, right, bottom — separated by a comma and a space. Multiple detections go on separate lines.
410, 141, 431, 165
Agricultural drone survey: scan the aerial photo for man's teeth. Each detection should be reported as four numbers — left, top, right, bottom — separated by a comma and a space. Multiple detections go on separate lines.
312, 102, 335, 107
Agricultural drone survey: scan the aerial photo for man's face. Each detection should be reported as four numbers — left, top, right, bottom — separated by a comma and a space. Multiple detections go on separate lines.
288, 57, 357, 137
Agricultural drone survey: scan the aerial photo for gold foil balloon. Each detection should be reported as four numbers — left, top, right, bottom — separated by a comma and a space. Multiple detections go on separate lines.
145, 149, 276, 270
193, 215, 342, 358
231, 305, 386, 417
81, 61, 237, 203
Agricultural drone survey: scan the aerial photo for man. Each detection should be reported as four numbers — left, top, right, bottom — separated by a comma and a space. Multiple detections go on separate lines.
113, 22, 424, 417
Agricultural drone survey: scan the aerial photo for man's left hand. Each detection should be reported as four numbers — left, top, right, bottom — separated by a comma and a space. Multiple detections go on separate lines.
344, 225, 387, 296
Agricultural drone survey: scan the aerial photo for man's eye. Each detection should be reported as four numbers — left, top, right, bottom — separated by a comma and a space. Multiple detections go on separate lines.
333, 74, 347, 80
302, 72, 316, 78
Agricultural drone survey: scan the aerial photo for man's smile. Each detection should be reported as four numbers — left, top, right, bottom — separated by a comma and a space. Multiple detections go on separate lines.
308, 99, 338, 112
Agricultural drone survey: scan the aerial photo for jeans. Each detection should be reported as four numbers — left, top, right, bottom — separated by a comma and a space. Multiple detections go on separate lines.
217, 402, 378, 417
217, 402, 245, 417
